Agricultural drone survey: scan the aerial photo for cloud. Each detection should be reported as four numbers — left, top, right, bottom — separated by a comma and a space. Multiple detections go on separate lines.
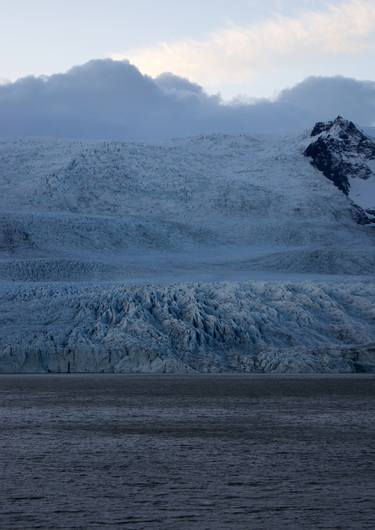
277, 75, 375, 125
0, 59, 375, 140
117, 0, 375, 96
154, 73, 207, 99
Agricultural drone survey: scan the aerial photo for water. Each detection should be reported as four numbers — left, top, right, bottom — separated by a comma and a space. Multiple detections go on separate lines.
0, 375, 375, 529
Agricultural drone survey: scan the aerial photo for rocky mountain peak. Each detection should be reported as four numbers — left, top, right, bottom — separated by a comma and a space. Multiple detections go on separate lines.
305, 116, 375, 222
310, 116, 375, 153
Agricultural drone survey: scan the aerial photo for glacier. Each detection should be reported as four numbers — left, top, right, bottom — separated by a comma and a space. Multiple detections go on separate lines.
1, 281, 375, 374
0, 119, 375, 373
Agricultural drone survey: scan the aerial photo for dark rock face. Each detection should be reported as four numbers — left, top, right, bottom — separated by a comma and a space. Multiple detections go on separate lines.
304, 116, 375, 222
305, 135, 350, 194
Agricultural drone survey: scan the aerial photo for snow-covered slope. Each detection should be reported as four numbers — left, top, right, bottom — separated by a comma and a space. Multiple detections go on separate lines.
1, 129, 374, 281
0, 121, 374, 372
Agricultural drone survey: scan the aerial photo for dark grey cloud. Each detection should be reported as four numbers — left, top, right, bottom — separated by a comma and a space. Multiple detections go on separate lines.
0, 59, 374, 140
277, 76, 375, 127
154, 72, 207, 98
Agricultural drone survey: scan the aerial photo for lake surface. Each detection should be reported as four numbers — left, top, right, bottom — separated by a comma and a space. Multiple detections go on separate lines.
0, 375, 375, 529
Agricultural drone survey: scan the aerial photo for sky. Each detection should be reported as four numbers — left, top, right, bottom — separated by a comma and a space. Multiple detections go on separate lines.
1, 0, 375, 99
1, 0, 375, 140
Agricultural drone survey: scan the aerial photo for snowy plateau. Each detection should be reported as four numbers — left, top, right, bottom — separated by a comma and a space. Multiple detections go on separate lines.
1, 117, 375, 373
